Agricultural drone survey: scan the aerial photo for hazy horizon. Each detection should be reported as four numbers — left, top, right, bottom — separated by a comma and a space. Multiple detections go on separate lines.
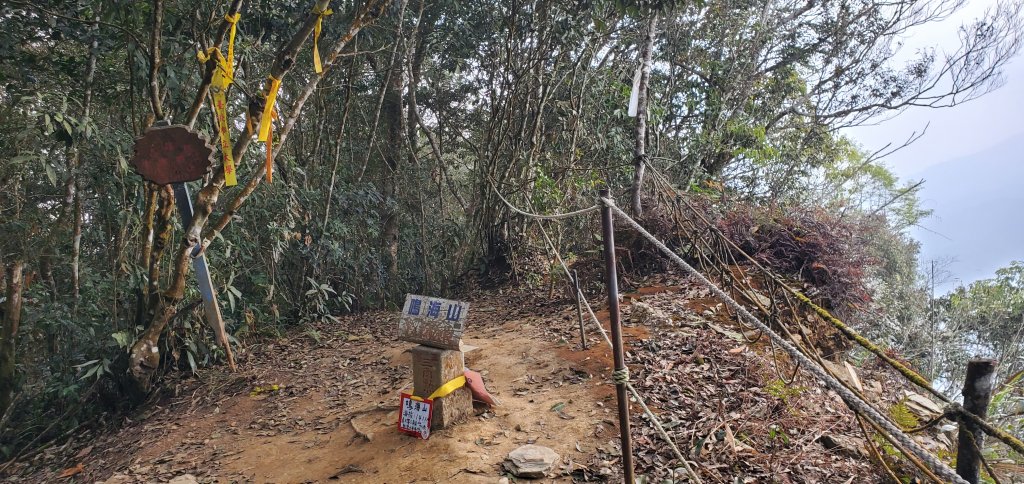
845, 0, 1023, 293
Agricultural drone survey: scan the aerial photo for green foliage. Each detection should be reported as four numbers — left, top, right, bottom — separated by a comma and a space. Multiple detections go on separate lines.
765, 378, 805, 404
888, 399, 921, 431
767, 424, 791, 445
872, 434, 901, 458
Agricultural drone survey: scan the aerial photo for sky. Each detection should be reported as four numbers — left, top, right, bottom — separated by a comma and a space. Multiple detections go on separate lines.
845, 0, 1024, 292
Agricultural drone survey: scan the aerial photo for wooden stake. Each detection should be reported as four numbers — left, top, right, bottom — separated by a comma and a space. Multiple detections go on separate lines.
957, 358, 996, 484
574, 269, 587, 350
599, 189, 635, 483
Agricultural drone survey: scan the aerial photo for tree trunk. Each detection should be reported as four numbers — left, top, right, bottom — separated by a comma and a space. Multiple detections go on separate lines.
0, 261, 25, 415
380, 0, 409, 302
136, 185, 158, 326
629, 14, 657, 216
127, 0, 335, 392
69, 14, 100, 312
146, 186, 175, 318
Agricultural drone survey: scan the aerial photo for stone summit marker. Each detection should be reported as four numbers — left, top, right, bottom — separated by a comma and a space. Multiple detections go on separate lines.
398, 294, 473, 433
398, 295, 469, 350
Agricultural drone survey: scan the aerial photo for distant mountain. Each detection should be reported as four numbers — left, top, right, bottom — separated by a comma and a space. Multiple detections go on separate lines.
906, 132, 1024, 291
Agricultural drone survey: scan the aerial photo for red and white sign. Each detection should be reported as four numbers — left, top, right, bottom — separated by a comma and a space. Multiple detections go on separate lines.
398, 393, 433, 440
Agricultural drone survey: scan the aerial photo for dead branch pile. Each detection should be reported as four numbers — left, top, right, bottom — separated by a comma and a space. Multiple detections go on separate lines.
715, 202, 875, 311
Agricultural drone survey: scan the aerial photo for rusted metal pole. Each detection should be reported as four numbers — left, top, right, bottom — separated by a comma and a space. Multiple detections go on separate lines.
599, 188, 635, 483
957, 358, 996, 484
574, 269, 587, 349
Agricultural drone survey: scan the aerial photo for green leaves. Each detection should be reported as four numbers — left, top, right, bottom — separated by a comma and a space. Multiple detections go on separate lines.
73, 358, 111, 381
111, 331, 133, 350
224, 272, 243, 312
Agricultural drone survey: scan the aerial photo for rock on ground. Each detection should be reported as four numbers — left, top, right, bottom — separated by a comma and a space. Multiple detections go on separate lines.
503, 444, 560, 479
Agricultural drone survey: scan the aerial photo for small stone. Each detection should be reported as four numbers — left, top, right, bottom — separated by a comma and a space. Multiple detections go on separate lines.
497, 478, 510, 484
631, 302, 669, 325
503, 444, 560, 478
817, 434, 865, 457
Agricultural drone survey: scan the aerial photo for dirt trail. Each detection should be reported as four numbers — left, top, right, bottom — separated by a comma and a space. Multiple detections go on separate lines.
215, 326, 617, 483
17, 291, 643, 483
10, 279, 918, 483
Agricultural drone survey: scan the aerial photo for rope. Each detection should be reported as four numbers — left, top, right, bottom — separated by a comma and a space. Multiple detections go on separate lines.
956, 407, 1024, 459
530, 218, 702, 483
600, 196, 969, 484
490, 179, 599, 220
965, 429, 1004, 484
612, 368, 631, 384
645, 166, 1024, 459
646, 166, 951, 405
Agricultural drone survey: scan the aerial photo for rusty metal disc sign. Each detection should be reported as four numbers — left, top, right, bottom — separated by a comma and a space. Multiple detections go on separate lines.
131, 124, 216, 184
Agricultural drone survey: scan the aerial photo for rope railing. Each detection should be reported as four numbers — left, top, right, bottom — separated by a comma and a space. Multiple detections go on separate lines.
528, 214, 703, 484
489, 178, 599, 220
599, 196, 970, 484
643, 165, 1024, 460
491, 178, 1024, 483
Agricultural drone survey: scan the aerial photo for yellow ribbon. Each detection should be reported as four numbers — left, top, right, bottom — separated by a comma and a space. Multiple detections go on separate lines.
312, 7, 333, 74
258, 75, 281, 142
197, 47, 233, 84
224, 13, 241, 79
408, 375, 467, 402
265, 117, 273, 184
198, 48, 237, 186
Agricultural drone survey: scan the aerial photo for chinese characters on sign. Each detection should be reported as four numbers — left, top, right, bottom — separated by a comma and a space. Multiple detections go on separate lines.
398, 294, 470, 350
398, 393, 433, 439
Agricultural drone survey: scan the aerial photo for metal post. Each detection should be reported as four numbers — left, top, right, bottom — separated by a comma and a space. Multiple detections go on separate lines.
957, 358, 996, 484
599, 189, 635, 483
574, 269, 587, 349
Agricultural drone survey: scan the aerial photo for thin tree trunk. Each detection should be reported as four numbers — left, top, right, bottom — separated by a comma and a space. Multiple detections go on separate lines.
70, 12, 101, 312
322, 40, 359, 231
148, 0, 165, 120
380, 0, 409, 302
630, 14, 657, 216
0, 261, 25, 415
136, 185, 158, 326
146, 186, 175, 318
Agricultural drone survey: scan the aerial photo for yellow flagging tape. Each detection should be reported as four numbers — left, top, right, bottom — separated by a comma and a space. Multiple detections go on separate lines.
258, 75, 281, 142
409, 375, 467, 402
312, 7, 333, 74
429, 375, 466, 400
224, 13, 241, 78
198, 47, 237, 186
265, 119, 273, 184
213, 69, 236, 186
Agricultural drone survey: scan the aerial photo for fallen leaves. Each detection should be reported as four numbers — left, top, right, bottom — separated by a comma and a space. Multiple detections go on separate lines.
623, 287, 878, 482
58, 463, 84, 478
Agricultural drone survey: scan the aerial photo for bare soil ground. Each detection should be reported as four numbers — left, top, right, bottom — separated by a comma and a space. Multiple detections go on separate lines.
7, 274, 943, 483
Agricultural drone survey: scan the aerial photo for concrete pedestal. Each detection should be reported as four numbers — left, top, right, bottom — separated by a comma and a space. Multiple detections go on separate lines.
410, 344, 473, 430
